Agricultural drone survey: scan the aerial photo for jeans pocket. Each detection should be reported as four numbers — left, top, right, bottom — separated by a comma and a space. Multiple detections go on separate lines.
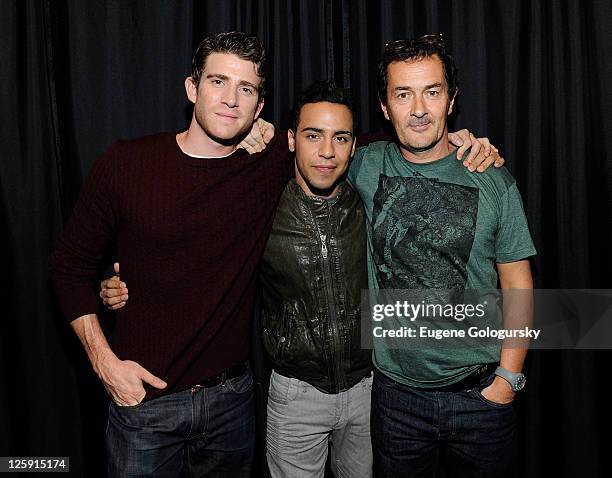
108, 398, 153, 430
362, 373, 374, 391
224, 370, 253, 394
471, 388, 514, 409
111, 397, 147, 410
268, 371, 299, 405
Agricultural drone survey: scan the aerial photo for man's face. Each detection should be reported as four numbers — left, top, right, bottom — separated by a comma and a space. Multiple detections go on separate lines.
289, 102, 355, 198
380, 55, 455, 158
186, 52, 264, 144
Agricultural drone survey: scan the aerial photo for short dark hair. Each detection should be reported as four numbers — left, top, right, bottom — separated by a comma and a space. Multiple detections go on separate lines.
191, 31, 268, 98
290, 80, 354, 131
378, 34, 458, 104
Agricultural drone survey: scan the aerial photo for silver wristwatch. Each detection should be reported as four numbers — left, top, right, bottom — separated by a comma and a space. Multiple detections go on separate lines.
494, 366, 526, 392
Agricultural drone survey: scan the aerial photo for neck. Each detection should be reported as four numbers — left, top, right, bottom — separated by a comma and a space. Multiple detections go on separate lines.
177, 121, 237, 157
400, 132, 453, 164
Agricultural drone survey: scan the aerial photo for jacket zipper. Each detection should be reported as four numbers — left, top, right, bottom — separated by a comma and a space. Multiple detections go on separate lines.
312, 203, 343, 392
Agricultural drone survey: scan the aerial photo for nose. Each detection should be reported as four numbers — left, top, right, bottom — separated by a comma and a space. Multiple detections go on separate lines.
412, 93, 426, 117
318, 137, 334, 159
222, 87, 238, 108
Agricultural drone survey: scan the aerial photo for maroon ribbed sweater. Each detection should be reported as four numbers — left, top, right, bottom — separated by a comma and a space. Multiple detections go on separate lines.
50, 132, 292, 400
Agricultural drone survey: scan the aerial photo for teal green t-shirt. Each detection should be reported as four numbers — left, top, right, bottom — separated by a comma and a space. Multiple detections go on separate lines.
348, 141, 537, 387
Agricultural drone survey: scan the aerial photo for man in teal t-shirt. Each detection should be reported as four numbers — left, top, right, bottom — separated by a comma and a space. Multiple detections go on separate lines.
348, 35, 536, 477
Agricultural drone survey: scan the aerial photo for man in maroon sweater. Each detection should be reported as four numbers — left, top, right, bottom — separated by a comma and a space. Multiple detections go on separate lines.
50, 32, 290, 477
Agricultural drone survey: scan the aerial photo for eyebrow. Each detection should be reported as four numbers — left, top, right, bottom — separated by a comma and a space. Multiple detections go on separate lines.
238, 80, 258, 90
300, 127, 353, 136
206, 74, 258, 90
394, 82, 444, 91
206, 74, 229, 81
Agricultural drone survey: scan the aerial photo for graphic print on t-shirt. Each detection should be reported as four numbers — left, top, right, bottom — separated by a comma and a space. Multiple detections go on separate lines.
371, 175, 479, 289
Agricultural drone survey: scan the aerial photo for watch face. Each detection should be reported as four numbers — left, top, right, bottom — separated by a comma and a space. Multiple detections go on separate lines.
514, 374, 527, 391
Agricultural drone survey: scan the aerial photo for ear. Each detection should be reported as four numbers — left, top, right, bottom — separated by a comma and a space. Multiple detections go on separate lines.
185, 77, 198, 104
448, 91, 457, 115
350, 137, 357, 158
380, 101, 390, 121
254, 98, 265, 120
288, 129, 296, 152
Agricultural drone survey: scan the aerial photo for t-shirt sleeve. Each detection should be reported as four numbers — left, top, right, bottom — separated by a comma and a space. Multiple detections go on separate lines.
50, 144, 121, 322
347, 146, 366, 188
495, 182, 537, 263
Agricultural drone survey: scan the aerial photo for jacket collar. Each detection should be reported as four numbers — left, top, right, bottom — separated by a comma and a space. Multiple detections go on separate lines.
287, 178, 349, 204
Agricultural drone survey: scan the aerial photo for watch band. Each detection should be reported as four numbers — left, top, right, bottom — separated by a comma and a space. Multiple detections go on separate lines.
494, 366, 526, 392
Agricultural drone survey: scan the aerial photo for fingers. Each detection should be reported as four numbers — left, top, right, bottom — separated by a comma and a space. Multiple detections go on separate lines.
456, 143, 468, 162
480, 150, 504, 171
259, 119, 275, 144
249, 120, 265, 151
459, 136, 503, 172
494, 152, 505, 168
239, 138, 261, 154
100, 359, 147, 406
101, 278, 126, 295
104, 383, 144, 407
108, 385, 145, 407
469, 150, 501, 173
478, 137, 492, 157
469, 137, 501, 172
463, 133, 482, 167
448, 129, 467, 146
100, 276, 122, 290
113, 262, 120, 275
449, 128, 469, 160
239, 120, 266, 154
238, 137, 260, 154
239, 140, 264, 154
139, 366, 167, 390
100, 276, 128, 310
479, 142, 504, 168
106, 298, 127, 310
475, 155, 496, 172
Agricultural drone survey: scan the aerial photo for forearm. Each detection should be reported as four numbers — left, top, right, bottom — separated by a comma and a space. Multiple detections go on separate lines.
499, 347, 528, 373
70, 313, 117, 376
498, 260, 533, 372
499, 292, 532, 372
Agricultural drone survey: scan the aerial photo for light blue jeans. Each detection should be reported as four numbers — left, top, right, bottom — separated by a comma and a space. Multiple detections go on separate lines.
266, 369, 373, 478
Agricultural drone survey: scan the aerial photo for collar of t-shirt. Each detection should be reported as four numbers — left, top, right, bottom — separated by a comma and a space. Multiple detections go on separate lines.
184, 149, 237, 159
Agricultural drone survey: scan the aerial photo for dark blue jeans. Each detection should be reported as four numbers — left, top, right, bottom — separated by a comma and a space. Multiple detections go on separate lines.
371, 370, 515, 478
106, 369, 254, 477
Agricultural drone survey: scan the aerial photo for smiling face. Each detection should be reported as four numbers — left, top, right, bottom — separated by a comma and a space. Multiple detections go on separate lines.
185, 52, 264, 145
289, 102, 356, 199
380, 55, 455, 162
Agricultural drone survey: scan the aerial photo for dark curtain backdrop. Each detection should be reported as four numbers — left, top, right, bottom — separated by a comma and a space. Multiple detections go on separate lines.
2, 1, 611, 476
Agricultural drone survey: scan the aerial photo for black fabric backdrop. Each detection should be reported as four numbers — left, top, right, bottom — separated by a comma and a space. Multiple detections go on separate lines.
2, 1, 611, 476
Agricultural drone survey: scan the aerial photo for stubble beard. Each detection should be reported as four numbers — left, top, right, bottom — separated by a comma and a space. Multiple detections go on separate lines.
194, 108, 251, 147
402, 131, 444, 154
